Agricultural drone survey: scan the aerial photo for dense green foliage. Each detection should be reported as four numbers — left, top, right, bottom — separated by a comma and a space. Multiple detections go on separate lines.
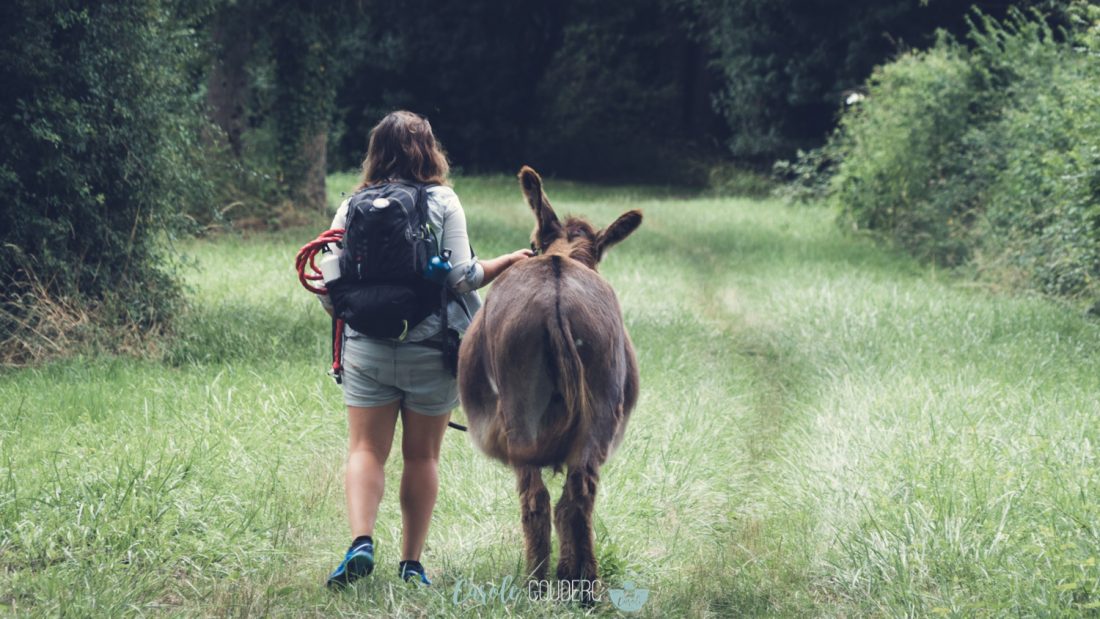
329, 0, 721, 182
267, 4, 344, 210
830, 5, 1100, 302
0, 1, 212, 360
830, 36, 982, 265
329, 0, 1050, 174
329, 0, 562, 173
525, 0, 721, 182
199, 0, 357, 218
669, 0, 1058, 163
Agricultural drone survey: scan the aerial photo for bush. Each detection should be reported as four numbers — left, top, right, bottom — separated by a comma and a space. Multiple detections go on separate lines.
830, 34, 987, 265
772, 146, 838, 204
970, 8, 1100, 297
0, 1, 212, 363
828, 5, 1100, 302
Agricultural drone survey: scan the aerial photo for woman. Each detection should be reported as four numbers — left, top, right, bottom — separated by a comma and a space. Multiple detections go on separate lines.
318, 111, 532, 588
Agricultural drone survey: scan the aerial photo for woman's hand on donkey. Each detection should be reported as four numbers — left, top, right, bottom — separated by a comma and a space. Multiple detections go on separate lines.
480, 248, 536, 285
507, 248, 536, 264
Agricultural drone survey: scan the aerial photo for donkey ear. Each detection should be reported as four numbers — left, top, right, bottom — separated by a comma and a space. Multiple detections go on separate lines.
596, 209, 643, 257
518, 166, 561, 240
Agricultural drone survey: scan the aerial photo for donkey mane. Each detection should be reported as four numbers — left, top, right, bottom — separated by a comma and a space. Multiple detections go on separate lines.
547, 217, 599, 268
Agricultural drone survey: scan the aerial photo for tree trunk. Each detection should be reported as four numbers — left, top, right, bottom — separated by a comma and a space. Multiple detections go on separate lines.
681, 38, 723, 143
271, 4, 338, 213
206, 8, 252, 158
293, 127, 328, 211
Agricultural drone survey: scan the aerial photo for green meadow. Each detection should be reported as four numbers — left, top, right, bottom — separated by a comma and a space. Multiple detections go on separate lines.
2, 174, 1098, 616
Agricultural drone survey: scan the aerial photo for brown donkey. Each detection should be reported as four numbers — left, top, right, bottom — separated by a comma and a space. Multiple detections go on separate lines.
458, 166, 641, 599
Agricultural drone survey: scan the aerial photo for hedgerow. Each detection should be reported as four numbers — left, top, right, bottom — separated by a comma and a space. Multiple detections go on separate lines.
0, 1, 213, 363
829, 4, 1100, 304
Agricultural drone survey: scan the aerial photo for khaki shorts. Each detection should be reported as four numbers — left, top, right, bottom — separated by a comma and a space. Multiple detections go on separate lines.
340, 335, 457, 416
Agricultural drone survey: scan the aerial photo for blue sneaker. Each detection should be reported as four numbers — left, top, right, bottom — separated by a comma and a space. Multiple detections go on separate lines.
399, 560, 431, 586
326, 539, 374, 589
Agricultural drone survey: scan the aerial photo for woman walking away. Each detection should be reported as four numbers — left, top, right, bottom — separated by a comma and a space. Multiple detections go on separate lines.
315, 111, 532, 588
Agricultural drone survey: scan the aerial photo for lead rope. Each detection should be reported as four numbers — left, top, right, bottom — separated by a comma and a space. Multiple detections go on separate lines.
331, 317, 344, 384
440, 280, 467, 432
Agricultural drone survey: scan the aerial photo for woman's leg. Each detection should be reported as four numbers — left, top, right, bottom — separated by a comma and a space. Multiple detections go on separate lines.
398, 407, 451, 561
346, 401, 401, 537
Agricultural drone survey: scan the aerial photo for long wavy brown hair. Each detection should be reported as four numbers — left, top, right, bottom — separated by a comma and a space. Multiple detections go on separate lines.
358, 111, 451, 188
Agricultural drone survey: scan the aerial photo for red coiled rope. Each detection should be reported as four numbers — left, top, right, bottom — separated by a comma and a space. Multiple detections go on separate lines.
296, 228, 346, 381
295, 228, 345, 294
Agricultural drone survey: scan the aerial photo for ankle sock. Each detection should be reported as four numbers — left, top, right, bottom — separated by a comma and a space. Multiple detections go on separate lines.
350, 535, 373, 551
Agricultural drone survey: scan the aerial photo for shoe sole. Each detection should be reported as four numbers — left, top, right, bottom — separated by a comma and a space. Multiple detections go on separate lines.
402, 571, 431, 586
326, 552, 374, 589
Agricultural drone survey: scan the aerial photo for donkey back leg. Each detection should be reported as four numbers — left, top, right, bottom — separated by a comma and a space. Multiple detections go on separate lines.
515, 466, 551, 582
554, 463, 600, 604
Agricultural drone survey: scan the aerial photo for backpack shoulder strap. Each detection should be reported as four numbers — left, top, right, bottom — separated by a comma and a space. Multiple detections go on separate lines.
413, 182, 438, 226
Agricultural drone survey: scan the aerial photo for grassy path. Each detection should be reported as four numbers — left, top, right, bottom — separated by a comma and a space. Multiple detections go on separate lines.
1, 175, 1098, 616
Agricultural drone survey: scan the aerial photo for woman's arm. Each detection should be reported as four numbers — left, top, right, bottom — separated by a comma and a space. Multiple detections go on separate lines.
439, 190, 532, 292
478, 249, 535, 286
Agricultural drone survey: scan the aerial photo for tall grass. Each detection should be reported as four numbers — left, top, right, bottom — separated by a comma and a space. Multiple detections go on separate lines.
1, 175, 1097, 616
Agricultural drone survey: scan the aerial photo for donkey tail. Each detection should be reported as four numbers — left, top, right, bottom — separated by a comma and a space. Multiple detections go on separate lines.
548, 316, 590, 428
546, 272, 590, 435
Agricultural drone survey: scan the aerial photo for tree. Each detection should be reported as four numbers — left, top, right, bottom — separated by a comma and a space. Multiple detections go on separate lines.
268, 2, 346, 211
681, 0, 1063, 163
329, 0, 565, 173
0, 0, 212, 353
525, 0, 724, 182
330, 0, 722, 182
202, 1, 353, 212
206, 2, 255, 158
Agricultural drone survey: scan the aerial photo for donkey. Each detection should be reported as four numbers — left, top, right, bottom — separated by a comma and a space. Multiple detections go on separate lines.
457, 166, 641, 599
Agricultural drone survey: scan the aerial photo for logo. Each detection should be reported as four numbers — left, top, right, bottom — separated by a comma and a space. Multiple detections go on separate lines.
609, 581, 649, 612
451, 575, 649, 611
452, 575, 525, 607
528, 579, 602, 603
